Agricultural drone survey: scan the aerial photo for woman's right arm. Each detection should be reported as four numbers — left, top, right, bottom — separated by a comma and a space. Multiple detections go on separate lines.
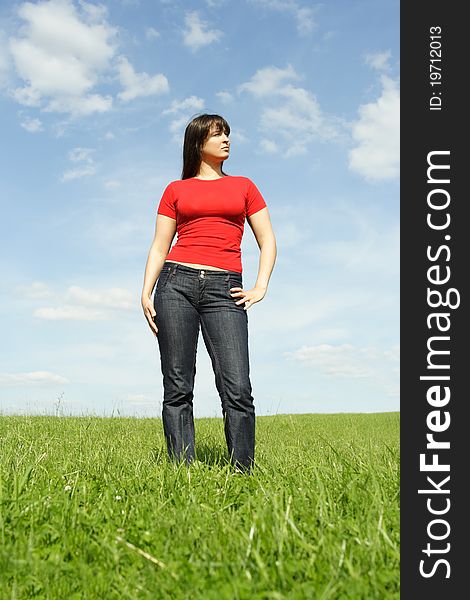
141, 214, 177, 336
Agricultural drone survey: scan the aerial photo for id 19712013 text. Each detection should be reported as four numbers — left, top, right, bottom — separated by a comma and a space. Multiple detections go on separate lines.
429, 26, 443, 111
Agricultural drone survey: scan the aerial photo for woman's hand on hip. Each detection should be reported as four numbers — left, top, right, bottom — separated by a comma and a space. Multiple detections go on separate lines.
230, 286, 266, 311
141, 295, 158, 336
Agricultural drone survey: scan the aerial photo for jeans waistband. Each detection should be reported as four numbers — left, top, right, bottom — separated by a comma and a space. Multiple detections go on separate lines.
163, 261, 242, 277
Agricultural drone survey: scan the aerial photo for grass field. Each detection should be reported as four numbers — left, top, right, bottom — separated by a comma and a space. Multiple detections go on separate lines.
0, 412, 399, 599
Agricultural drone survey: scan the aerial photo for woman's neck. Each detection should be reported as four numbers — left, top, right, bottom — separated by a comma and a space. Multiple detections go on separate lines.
196, 160, 224, 180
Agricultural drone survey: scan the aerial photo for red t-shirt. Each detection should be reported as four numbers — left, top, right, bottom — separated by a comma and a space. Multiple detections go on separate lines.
156, 175, 267, 273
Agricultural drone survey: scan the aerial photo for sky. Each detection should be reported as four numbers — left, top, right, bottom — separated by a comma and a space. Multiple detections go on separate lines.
0, 0, 399, 418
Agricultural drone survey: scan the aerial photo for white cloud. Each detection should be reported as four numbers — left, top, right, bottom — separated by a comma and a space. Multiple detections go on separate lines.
8, 0, 118, 117
78, 0, 108, 23
348, 75, 400, 182
162, 95, 205, 115
34, 305, 109, 320
162, 95, 206, 142
261, 86, 335, 143
145, 27, 160, 41
61, 164, 96, 181
104, 179, 121, 189
61, 146, 96, 181
0, 30, 12, 87
168, 114, 191, 135
69, 147, 94, 162
284, 343, 399, 379
248, 0, 317, 36
11, 85, 42, 106
215, 90, 233, 104
116, 55, 169, 102
205, 0, 228, 7
294, 6, 317, 35
65, 285, 134, 309
230, 129, 248, 144
20, 115, 43, 132
32, 284, 135, 321
51, 120, 74, 138
44, 93, 112, 116
364, 50, 392, 72
260, 139, 278, 153
238, 64, 299, 97
239, 65, 341, 156
182, 11, 222, 51
0, 371, 69, 386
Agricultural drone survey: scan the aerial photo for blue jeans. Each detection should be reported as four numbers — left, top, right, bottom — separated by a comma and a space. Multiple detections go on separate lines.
154, 261, 256, 472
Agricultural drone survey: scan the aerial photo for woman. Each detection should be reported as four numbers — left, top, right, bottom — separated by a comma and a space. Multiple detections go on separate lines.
141, 113, 277, 473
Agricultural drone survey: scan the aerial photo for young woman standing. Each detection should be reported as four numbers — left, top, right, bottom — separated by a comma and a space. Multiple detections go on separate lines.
141, 114, 276, 473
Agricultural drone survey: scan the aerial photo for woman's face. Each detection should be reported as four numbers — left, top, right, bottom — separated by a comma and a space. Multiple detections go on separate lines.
200, 124, 230, 162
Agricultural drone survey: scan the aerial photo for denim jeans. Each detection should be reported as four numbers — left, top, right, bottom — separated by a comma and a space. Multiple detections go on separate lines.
154, 261, 255, 472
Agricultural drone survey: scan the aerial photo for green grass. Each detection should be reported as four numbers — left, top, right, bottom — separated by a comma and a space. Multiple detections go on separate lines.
0, 412, 399, 599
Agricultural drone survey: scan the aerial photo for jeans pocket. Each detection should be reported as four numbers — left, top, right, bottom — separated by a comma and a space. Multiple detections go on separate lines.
227, 275, 243, 298
156, 269, 171, 291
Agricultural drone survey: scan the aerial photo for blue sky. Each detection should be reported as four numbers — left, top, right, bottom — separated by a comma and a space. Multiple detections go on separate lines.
0, 0, 399, 418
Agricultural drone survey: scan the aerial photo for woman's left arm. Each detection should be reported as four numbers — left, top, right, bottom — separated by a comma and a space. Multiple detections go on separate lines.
231, 207, 277, 311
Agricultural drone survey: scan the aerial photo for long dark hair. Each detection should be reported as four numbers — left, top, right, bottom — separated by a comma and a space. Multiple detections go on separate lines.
181, 113, 231, 180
